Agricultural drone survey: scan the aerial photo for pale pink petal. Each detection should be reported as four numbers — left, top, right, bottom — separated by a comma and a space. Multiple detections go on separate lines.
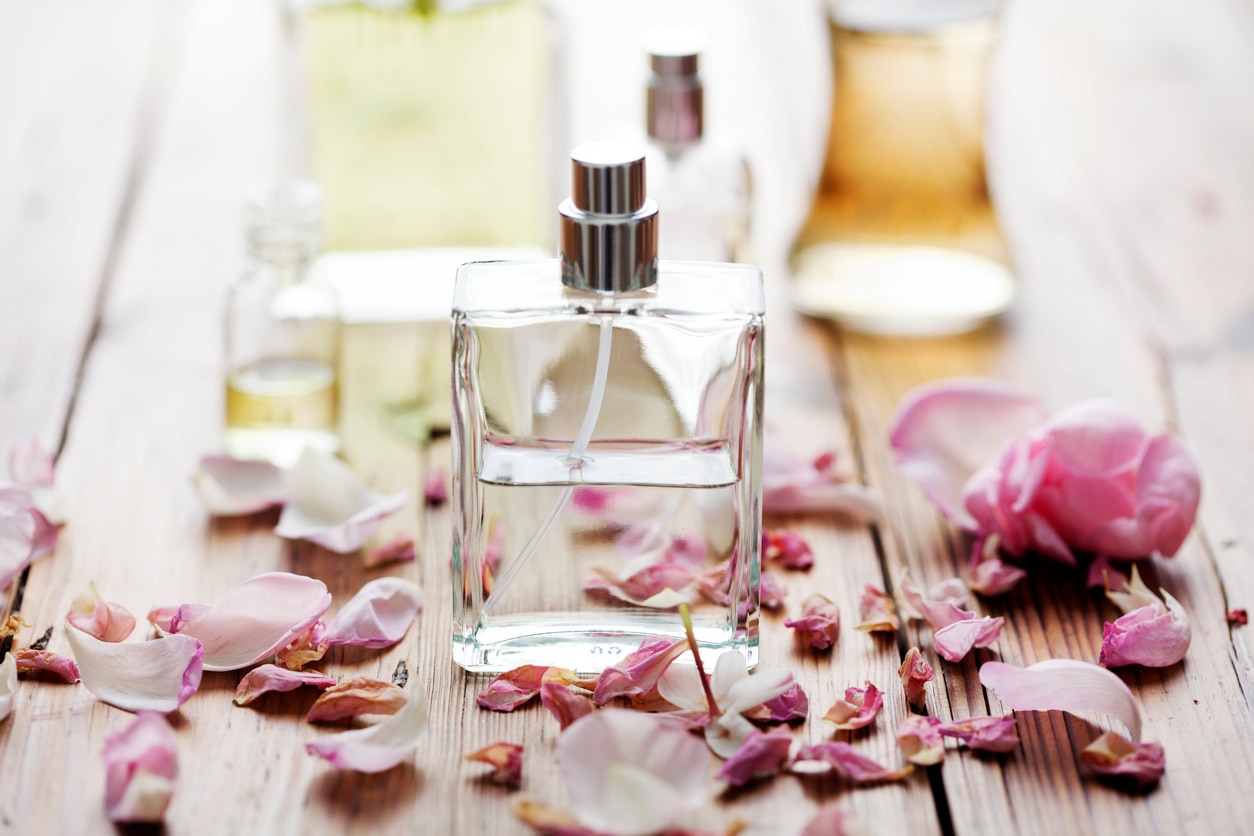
0, 653, 16, 722
1105, 565, 1160, 614
8, 440, 64, 542
822, 682, 883, 731
899, 572, 975, 629
979, 659, 1143, 740
933, 617, 1004, 663
67, 584, 136, 642
928, 578, 969, 606
801, 804, 855, 836
890, 379, 1048, 529
103, 712, 178, 823
424, 467, 448, 506
306, 688, 428, 773
66, 627, 203, 713
764, 437, 884, 520
193, 455, 286, 516
898, 648, 933, 709
467, 741, 523, 785
791, 741, 911, 782
593, 638, 687, 706
0, 485, 38, 591
478, 665, 582, 712
319, 577, 423, 650
274, 448, 407, 554
558, 709, 709, 836
656, 661, 711, 717
1078, 730, 1165, 788
897, 715, 945, 766
937, 715, 1019, 753
14, 649, 80, 682
785, 594, 841, 650
169, 572, 331, 671
855, 584, 900, 632
721, 660, 795, 718
717, 726, 794, 786
970, 552, 1027, 597
764, 529, 814, 569
585, 563, 697, 609
364, 532, 416, 568
234, 664, 336, 705
1117, 434, 1200, 557
1100, 596, 1191, 668
756, 682, 809, 723
307, 677, 407, 722
9, 438, 56, 487
146, 605, 187, 635
540, 682, 594, 730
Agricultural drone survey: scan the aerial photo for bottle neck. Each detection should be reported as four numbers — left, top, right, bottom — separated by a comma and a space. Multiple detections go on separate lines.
647, 78, 703, 146
247, 232, 319, 282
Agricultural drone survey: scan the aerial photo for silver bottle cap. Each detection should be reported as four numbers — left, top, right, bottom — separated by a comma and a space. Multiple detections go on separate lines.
646, 29, 704, 145
560, 142, 659, 293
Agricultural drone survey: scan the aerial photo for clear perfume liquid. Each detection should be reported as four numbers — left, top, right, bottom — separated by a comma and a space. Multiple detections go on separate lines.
225, 358, 339, 466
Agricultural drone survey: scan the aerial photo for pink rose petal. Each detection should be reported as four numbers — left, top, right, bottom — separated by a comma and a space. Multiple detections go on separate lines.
274, 448, 407, 554
898, 573, 975, 629
822, 682, 883, 731
234, 664, 336, 705
760, 571, 787, 610
169, 572, 331, 671
145, 605, 186, 635
1, 484, 38, 592
103, 712, 178, 823
1078, 730, 1165, 788
1099, 597, 1191, 669
306, 688, 428, 773
855, 584, 900, 633
937, 715, 1020, 753
13, 649, 80, 682
540, 681, 595, 730
477, 665, 584, 712
757, 682, 810, 723
423, 466, 448, 507
969, 540, 1027, 597
466, 741, 523, 785
897, 715, 945, 766
585, 563, 697, 609
1087, 553, 1130, 592
933, 617, 1005, 663
791, 741, 911, 782
7, 439, 64, 558
764, 529, 814, 569
764, 437, 884, 520
193, 455, 286, 516
319, 577, 423, 650
66, 627, 203, 713
66, 584, 136, 642
593, 638, 687, 706
979, 659, 1143, 740
307, 677, 407, 722
0, 653, 17, 722
898, 647, 933, 709
364, 532, 417, 568
717, 726, 794, 786
785, 594, 841, 650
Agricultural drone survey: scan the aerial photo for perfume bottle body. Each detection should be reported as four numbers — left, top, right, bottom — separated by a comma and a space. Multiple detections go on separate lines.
452, 259, 764, 674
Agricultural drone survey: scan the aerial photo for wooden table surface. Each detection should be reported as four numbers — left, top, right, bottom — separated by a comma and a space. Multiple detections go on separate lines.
3, 0, 1253, 834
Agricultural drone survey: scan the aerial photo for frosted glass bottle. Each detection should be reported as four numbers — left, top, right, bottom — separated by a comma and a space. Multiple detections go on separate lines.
452, 143, 764, 674
225, 181, 340, 466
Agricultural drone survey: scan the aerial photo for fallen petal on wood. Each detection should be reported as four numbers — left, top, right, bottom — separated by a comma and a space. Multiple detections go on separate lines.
103, 712, 178, 823
66, 627, 203, 713
306, 688, 428, 773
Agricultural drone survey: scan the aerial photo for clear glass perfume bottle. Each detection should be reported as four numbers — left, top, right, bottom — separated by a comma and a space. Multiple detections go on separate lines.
225, 181, 340, 467
452, 143, 764, 674
642, 32, 752, 263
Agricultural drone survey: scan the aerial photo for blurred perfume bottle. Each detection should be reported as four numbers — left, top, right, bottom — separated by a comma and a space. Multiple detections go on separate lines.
225, 181, 340, 466
301, 0, 562, 252
642, 31, 751, 263
790, 0, 1015, 335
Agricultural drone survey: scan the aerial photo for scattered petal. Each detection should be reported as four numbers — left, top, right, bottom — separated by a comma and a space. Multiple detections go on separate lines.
801, 804, 856, 836
1228, 608, 1249, 626
822, 682, 883, 731
424, 467, 448, 506
1105, 565, 1161, 614
7, 439, 64, 556
558, 709, 709, 836
898, 647, 933, 709
1, 484, 39, 591
937, 715, 1019, 753
193, 455, 286, 516
364, 532, 416, 568
274, 447, 407, 554
66, 583, 136, 642
791, 741, 912, 782
969, 554, 1027, 597
585, 563, 697, 609
898, 571, 974, 629
763, 530, 814, 569
319, 577, 423, 650
467, 741, 523, 785
14, 649, 80, 682
1100, 596, 1191, 668
306, 687, 428, 773
307, 677, 408, 722
275, 621, 327, 670
754, 682, 809, 723
717, 726, 794, 786
933, 617, 1004, 663
979, 659, 1143, 740
478, 665, 582, 712
785, 594, 841, 650
0, 653, 16, 722
233, 664, 336, 705
168, 572, 331, 671
102, 712, 178, 823
1078, 730, 1165, 788
66, 627, 203, 713
896, 715, 945, 766
764, 438, 884, 520
855, 585, 900, 633
146, 605, 184, 635
540, 681, 595, 730
593, 638, 688, 706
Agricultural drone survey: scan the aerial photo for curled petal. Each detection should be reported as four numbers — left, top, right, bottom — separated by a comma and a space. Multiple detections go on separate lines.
540, 682, 594, 730
1, 485, 38, 591
364, 533, 416, 568
146, 605, 184, 635
979, 659, 1142, 740
969, 554, 1027, 597
558, 709, 709, 836
755, 682, 809, 723
306, 688, 428, 773
1078, 730, 1165, 788
933, 617, 1005, 663
856, 585, 900, 633
14, 649, 80, 682
897, 715, 945, 766
66, 627, 203, 713
898, 572, 974, 629
717, 726, 794, 786
320, 577, 423, 650
1105, 565, 1160, 614
466, 741, 523, 785
785, 594, 841, 650
67, 583, 136, 642
937, 715, 1019, 753
898, 648, 933, 709
169, 572, 331, 671
234, 664, 335, 705
593, 638, 687, 706
193, 455, 286, 516
823, 682, 883, 731
0, 653, 16, 722
1099, 595, 1191, 668
792, 741, 912, 783
764, 530, 814, 570
275, 621, 327, 670
307, 677, 407, 722
424, 467, 448, 506
585, 563, 697, 609
274, 448, 407, 554
103, 712, 178, 823
478, 665, 582, 712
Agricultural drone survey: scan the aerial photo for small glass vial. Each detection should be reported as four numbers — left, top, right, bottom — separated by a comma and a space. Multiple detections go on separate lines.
643, 31, 751, 263
452, 143, 764, 674
224, 181, 340, 466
